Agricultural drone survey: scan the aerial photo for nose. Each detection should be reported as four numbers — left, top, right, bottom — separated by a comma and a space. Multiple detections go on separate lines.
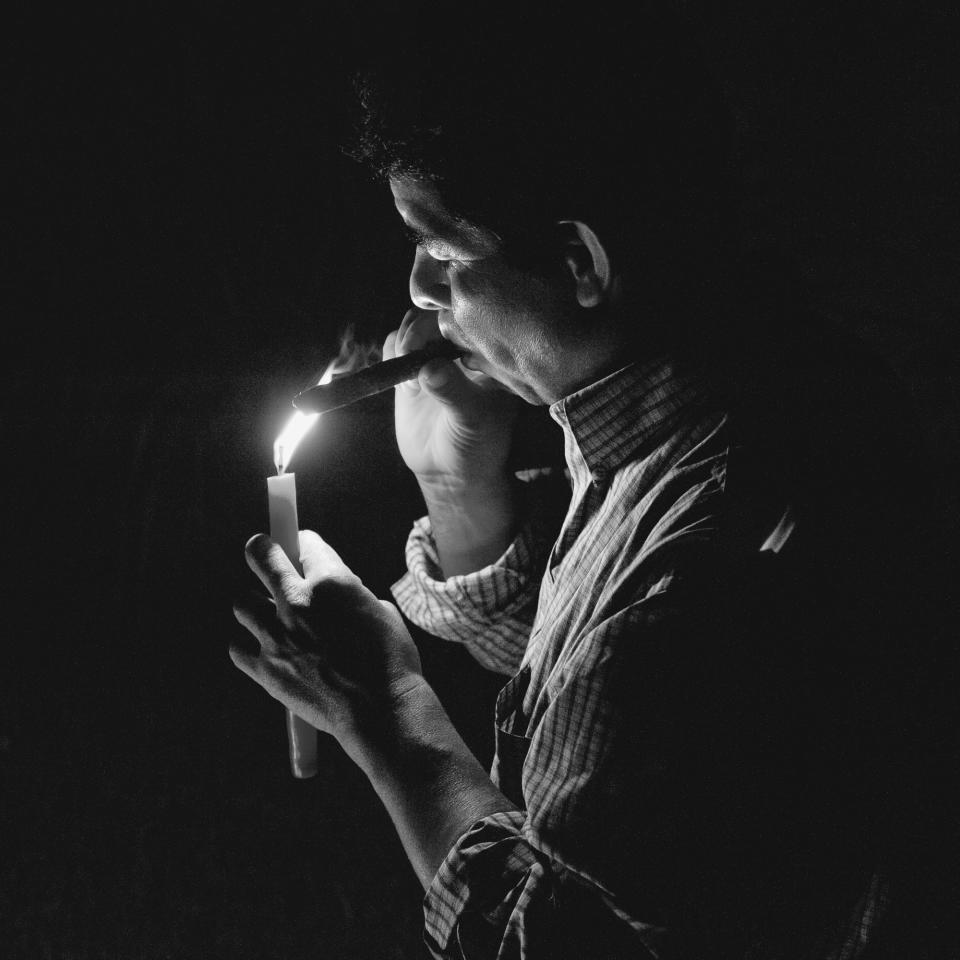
408, 247, 451, 311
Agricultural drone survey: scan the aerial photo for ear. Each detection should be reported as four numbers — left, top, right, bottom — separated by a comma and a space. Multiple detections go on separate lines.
558, 220, 614, 308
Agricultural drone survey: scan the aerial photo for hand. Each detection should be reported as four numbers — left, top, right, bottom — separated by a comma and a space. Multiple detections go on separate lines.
383, 308, 520, 495
230, 530, 424, 760
232, 531, 515, 892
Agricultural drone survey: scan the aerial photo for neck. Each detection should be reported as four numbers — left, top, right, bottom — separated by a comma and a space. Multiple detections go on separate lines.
538, 327, 634, 403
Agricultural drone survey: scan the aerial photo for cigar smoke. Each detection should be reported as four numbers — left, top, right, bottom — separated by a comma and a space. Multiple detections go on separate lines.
312, 326, 383, 385
274, 326, 381, 474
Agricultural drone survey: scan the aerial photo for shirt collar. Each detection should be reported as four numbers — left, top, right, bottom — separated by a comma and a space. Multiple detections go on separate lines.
549, 357, 703, 479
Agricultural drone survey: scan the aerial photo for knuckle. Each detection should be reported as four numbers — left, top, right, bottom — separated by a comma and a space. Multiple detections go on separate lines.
310, 571, 363, 604
284, 586, 314, 615
279, 570, 306, 600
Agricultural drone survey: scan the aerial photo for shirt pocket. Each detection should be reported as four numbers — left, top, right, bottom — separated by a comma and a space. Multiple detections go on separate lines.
493, 665, 533, 809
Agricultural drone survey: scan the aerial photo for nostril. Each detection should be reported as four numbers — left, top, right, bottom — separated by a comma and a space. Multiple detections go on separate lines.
409, 257, 450, 311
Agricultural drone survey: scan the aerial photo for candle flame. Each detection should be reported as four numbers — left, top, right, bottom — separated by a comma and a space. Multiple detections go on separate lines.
274, 410, 319, 475
273, 327, 382, 474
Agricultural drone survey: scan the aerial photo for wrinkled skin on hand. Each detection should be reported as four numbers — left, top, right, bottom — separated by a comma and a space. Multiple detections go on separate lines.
231, 530, 424, 756
383, 308, 520, 493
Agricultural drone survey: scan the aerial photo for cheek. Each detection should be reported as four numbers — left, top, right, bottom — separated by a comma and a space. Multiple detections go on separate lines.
458, 290, 516, 357
450, 263, 562, 368
449, 270, 505, 335
458, 258, 531, 313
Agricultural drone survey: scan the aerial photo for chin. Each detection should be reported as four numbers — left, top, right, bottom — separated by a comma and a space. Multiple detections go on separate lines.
501, 378, 549, 406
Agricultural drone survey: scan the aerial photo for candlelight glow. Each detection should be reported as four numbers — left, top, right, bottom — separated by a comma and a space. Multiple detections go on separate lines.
273, 327, 381, 474
274, 410, 320, 475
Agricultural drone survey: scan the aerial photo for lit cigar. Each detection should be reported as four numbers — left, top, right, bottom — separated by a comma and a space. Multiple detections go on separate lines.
292, 341, 463, 414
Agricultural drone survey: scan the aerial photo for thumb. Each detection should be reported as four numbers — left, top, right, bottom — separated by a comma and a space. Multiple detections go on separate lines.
418, 359, 483, 408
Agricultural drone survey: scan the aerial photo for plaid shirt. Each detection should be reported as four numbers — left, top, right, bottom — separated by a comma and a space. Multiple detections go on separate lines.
392, 359, 884, 960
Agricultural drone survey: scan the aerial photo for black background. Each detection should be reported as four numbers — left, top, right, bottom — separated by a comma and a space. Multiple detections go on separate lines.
3, 2, 958, 957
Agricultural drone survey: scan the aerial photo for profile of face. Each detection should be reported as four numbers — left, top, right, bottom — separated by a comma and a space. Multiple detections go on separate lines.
390, 177, 621, 405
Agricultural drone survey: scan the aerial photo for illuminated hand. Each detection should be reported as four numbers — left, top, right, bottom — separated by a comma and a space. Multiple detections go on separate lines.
231, 530, 424, 758
383, 308, 523, 576
383, 308, 520, 493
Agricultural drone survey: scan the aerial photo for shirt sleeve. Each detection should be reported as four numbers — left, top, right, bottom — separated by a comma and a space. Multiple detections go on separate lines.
423, 812, 665, 960
391, 475, 567, 676
420, 597, 686, 960
420, 557, 886, 959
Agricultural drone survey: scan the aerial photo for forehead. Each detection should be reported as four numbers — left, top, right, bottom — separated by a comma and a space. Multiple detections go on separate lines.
389, 177, 497, 251
390, 177, 447, 223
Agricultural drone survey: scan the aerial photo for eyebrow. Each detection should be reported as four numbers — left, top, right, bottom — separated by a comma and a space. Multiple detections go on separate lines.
400, 221, 475, 261
401, 223, 444, 246
396, 201, 498, 257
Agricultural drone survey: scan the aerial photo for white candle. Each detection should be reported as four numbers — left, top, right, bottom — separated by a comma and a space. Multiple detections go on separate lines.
267, 471, 319, 779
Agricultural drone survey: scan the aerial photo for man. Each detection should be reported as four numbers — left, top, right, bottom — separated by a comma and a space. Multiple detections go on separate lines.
230, 18, 933, 959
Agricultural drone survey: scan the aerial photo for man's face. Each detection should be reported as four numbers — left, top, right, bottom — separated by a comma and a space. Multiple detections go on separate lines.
390, 177, 581, 405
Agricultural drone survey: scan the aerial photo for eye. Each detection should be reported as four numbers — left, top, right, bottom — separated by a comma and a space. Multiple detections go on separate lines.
402, 224, 465, 263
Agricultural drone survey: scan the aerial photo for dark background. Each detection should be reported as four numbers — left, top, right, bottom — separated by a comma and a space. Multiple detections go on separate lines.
3, 2, 957, 957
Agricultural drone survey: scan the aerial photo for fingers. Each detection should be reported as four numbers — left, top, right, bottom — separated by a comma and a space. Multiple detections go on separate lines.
244, 529, 361, 613
298, 529, 356, 586
230, 591, 279, 675
381, 310, 417, 364
228, 639, 259, 677
416, 358, 478, 408
382, 329, 398, 361
383, 307, 421, 360
233, 590, 277, 640
245, 533, 304, 602
384, 309, 434, 395
396, 308, 441, 355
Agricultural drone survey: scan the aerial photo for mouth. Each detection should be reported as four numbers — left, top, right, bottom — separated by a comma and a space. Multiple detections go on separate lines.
437, 315, 477, 368
436, 313, 457, 342
436, 313, 487, 375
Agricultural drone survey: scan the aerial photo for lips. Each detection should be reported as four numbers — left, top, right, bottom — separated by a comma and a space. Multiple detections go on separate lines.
436, 313, 456, 340
437, 316, 467, 351
437, 315, 483, 371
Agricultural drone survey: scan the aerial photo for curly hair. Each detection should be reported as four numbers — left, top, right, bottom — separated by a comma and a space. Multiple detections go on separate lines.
345, 11, 735, 278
